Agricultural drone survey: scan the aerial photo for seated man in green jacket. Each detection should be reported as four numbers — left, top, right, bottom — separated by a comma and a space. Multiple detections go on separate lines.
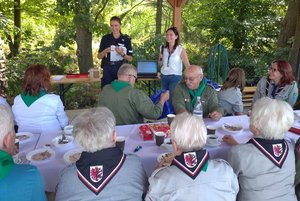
172, 65, 223, 121
99, 64, 169, 125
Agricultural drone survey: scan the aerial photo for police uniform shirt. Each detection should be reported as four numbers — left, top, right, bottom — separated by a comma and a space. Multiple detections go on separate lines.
98, 33, 132, 67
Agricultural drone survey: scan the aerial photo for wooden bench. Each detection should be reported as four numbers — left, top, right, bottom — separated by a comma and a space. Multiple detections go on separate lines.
242, 86, 256, 109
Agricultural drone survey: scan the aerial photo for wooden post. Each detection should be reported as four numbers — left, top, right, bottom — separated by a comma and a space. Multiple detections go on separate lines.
167, 0, 188, 32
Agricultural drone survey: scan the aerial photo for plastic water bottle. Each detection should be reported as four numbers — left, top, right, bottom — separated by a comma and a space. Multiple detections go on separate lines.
193, 96, 203, 118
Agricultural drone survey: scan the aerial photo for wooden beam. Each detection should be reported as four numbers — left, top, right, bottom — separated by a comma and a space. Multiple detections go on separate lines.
167, 0, 188, 32
167, 0, 187, 8
176, 0, 187, 7
167, 0, 176, 8
173, 6, 182, 31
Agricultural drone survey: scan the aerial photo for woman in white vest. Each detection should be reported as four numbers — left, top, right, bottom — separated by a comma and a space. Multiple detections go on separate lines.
159, 27, 190, 98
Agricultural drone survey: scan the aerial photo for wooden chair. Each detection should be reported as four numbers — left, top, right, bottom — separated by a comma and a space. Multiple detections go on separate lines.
242, 86, 256, 110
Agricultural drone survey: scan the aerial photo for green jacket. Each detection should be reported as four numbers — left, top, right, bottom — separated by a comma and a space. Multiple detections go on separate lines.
172, 82, 223, 117
99, 83, 163, 125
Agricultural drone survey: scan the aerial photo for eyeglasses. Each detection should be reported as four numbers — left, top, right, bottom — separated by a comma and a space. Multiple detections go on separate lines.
268, 67, 278, 72
127, 74, 137, 79
185, 75, 200, 82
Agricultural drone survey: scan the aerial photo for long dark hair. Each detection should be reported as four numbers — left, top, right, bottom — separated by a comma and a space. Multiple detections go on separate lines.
22, 64, 51, 96
164, 26, 180, 51
271, 60, 296, 86
110, 16, 122, 35
221, 68, 246, 92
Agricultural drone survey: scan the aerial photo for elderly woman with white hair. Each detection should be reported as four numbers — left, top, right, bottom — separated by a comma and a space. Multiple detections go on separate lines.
226, 97, 297, 201
56, 107, 148, 201
145, 112, 238, 201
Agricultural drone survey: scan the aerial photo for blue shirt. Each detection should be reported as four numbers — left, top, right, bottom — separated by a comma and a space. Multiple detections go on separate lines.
0, 164, 46, 201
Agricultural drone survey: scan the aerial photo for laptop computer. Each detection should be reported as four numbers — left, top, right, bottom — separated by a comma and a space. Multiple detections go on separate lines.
137, 61, 158, 78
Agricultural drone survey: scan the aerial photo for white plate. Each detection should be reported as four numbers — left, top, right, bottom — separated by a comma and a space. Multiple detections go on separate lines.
26, 148, 55, 162
52, 135, 74, 147
52, 75, 64, 81
63, 149, 82, 164
222, 123, 243, 133
206, 141, 221, 147
13, 152, 31, 164
16, 132, 33, 142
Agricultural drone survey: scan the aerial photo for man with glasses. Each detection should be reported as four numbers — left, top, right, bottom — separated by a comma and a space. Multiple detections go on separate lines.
99, 64, 169, 125
172, 65, 223, 121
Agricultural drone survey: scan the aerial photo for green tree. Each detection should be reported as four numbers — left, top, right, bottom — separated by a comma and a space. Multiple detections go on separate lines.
0, 0, 59, 57
182, 0, 286, 79
277, 0, 300, 108
277, 0, 300, 74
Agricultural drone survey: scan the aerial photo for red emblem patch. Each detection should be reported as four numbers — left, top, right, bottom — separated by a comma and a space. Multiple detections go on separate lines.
273, 144, 283, 157
184, 152, 197, 168
90, 165, 103, 183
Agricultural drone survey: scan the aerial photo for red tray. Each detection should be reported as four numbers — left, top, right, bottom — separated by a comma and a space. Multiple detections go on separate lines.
139, 125, 154, 141
66, 73, 89, 78
139, 123, 170, 141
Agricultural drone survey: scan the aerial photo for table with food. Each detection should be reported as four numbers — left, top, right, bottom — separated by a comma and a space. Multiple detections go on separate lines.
14, 113, 300, 193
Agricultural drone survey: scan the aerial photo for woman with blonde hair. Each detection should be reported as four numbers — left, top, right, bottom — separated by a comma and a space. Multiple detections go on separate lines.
218, 68, 245, 116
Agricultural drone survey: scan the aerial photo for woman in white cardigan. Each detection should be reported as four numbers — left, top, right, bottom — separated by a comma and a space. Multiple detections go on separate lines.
12, 64, 68, 133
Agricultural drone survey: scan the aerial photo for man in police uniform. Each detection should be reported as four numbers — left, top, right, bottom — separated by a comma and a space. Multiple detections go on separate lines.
98, 16, 133, 88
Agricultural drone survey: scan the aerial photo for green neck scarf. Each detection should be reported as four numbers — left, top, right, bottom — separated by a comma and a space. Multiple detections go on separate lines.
0, 150, 14, 179
21, 89, 47, 107
111, 80, 131, 92
202, 160, 208, 172
188, 79, 207, 107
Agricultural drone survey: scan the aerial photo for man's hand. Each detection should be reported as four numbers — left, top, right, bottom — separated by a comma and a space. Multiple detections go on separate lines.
222, 135, 239, 145
209, 111, 222, 121
159, 90, 170, 105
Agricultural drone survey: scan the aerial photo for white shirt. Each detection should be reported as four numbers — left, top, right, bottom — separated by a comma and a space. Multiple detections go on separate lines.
161, 45, 183, 75
0, 96, 10, 108
146, 159, 239, 201
12, 94, 68, 133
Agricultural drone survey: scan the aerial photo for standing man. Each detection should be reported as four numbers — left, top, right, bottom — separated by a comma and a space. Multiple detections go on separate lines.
99, 64, 169, 125
98, 16, 133, 88
172, 65, 223, 121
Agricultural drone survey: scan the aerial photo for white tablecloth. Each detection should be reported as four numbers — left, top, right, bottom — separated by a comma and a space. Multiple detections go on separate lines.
19, 115, 300, 192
